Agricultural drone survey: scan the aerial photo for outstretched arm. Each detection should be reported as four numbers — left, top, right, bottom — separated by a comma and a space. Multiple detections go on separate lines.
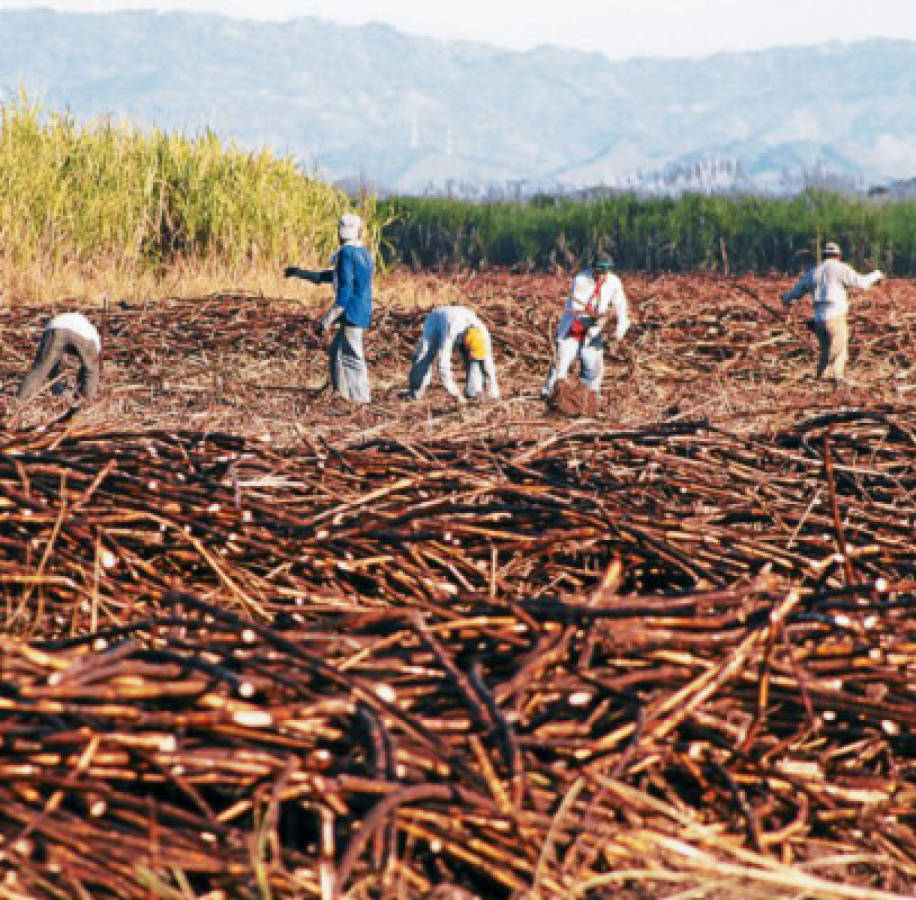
284, 266, 333, 284
843, 267, 884, 291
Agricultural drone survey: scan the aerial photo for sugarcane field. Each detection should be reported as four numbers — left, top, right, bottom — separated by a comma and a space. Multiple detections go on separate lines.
0, 266, 914, 900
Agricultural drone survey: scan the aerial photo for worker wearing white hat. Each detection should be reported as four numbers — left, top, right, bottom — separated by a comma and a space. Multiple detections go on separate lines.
542, 254, 629, 398
284, 213, 373, 404
781, 241, 883, 384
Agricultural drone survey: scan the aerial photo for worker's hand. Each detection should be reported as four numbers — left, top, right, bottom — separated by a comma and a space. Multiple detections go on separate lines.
615, 321, 630, 341
874, 270, 885, 282
311, 319, 329, 345
455, 393, 467, 407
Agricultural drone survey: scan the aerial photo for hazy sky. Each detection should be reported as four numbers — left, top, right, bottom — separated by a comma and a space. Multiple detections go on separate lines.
6, 0, 916, 59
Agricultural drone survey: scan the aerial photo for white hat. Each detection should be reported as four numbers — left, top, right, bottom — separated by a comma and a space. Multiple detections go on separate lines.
338, 213, 362, 242
823, 241, 841, 257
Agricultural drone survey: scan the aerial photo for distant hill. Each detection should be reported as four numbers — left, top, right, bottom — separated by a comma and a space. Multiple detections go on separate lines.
1, 9, 914, 195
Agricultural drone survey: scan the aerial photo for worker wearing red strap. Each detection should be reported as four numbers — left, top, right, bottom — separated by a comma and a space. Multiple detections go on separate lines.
542, 254, 630, 398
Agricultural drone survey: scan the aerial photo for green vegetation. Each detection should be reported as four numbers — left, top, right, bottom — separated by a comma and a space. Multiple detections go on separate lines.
1, 95, 912, 289
380, 191, 916, 275
0, 94, 373, 277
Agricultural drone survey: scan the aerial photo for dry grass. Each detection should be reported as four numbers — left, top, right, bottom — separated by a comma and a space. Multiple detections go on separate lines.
0, 255, 465, 311
0, 255, 324, 307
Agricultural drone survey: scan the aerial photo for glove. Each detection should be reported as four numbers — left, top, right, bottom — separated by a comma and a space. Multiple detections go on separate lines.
615, 320, 629, 341
874, 270, 885, 282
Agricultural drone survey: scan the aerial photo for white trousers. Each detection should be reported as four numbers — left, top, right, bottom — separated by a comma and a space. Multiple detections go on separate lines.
542, 335, 604, 396
409, 336, 483, 398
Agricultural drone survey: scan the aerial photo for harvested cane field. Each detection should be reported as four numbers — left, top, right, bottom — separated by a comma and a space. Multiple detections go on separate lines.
0, 271, 914, 899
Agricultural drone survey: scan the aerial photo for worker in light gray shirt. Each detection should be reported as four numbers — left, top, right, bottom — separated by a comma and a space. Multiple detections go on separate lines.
542, 254, 629, 398
18, 312, 101, 402
781, 240, 883, 384
408, 305, 500, 403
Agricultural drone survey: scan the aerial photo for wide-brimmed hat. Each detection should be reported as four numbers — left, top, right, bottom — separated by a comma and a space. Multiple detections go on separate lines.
593, 253, 615, 271
823, 241, 842, 257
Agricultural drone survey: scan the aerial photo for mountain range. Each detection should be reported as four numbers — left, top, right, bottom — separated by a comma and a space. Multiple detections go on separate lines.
1, 9, 914, 195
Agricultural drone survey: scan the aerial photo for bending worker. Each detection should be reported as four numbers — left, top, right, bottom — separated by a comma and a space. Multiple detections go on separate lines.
781, 240, 883, 385
408, 305, 500, 403
284, 213, 373, 404
542, 254, 629, 398
18, 311, 101, 402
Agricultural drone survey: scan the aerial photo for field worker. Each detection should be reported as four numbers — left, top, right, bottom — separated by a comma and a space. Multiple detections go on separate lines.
284, 212, 373, 404
408, 305, 500, 403
18, 312, 101, 403
781, 240, 883, 385
541, 254, 629, 398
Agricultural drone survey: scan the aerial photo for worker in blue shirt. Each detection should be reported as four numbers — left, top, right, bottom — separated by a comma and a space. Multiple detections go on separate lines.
284, 213, 373, 403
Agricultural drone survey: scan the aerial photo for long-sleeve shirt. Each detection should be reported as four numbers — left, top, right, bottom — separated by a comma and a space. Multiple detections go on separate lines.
423, 306, 500, 399
557, 269, 629, 340
330, 241, 373, 328
46, 312, 101, 352
289, 241, 373, 328
782, 258, 883, 323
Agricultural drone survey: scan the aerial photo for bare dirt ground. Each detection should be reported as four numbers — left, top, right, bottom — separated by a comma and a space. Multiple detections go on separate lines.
0, 272, 913, 899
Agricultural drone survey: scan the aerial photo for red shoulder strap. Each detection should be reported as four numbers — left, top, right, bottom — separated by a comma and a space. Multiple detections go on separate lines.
585, 278, 601, 316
